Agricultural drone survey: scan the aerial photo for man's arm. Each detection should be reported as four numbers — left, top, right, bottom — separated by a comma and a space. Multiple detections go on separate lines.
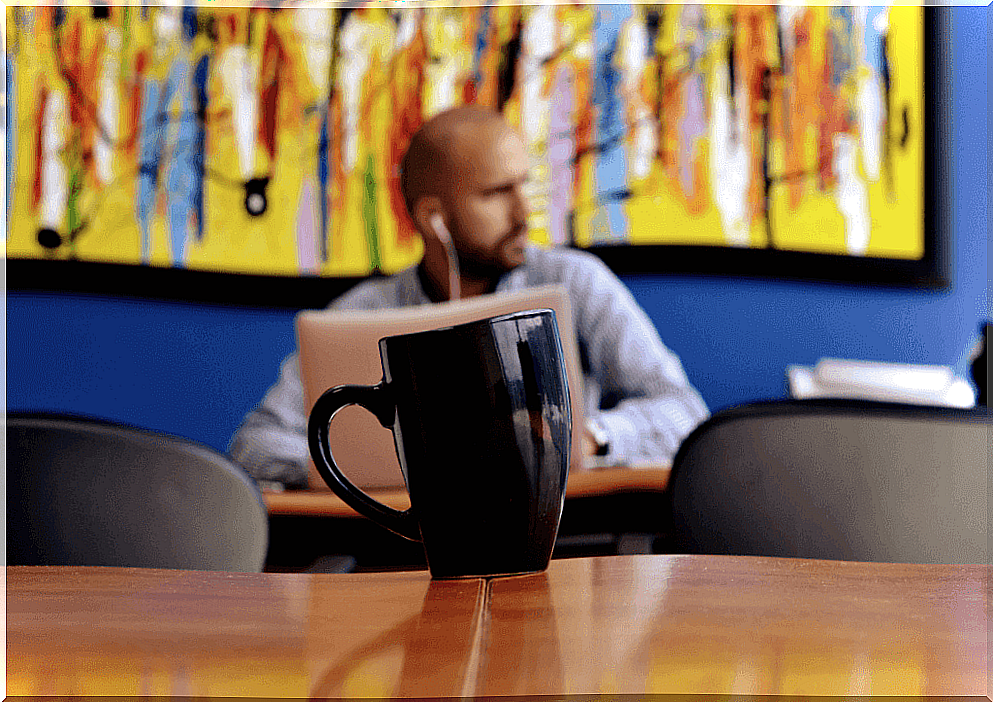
228, 278, 396, 487
565, 253, 710, 465
228, 352, 312, 489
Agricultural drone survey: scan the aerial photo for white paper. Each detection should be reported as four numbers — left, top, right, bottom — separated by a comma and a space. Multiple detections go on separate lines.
787, 359, 976, 409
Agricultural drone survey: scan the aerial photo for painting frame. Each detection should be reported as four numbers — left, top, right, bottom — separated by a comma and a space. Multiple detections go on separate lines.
5, 5, 949, 309
567, 5, 948, 290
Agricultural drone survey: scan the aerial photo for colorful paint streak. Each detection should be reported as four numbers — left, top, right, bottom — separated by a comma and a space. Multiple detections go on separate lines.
593, 5, 632, 244
6, 50, 14, 230
6, 4, 926, 278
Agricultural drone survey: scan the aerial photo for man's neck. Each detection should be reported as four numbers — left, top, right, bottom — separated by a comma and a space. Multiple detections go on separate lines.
417, 263, 499, 303
459, 275, 499, 299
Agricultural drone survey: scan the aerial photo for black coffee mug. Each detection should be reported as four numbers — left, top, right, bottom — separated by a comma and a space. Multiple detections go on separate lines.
308, 309, 572, 579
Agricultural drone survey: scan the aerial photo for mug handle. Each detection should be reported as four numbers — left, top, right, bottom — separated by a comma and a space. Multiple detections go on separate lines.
308, 382, 422, 542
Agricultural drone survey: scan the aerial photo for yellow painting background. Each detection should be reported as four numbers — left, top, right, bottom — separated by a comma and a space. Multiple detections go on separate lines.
5, 4, 925, 279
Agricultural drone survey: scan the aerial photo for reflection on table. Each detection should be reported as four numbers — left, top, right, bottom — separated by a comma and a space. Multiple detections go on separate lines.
7, 555, 987, 697
478, 556, 988, 696
7, 566, 481, 698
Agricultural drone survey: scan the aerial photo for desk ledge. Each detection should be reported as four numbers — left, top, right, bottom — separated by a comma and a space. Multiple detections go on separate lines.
263, 466, 670, 517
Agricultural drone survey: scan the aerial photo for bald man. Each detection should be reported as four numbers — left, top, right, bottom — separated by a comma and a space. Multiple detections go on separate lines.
230, 106, 709, 488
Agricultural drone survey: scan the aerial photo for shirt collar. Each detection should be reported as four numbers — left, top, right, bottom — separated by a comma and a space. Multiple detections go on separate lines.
401, 248, 534, 305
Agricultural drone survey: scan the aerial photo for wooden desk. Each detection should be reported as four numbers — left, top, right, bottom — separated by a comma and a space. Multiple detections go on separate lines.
7, 556, 987, 697
6, 565, 483, 698
478, 556, 989, 696
263, 466, 671, 516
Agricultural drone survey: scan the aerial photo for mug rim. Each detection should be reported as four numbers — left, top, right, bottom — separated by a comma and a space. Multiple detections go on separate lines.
379, 307, 556, 344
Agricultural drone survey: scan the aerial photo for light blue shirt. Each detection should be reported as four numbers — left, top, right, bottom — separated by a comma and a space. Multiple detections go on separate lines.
230, 246, 709, 487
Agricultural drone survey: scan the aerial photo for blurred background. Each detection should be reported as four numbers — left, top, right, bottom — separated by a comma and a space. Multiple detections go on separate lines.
5, 5, 988, 453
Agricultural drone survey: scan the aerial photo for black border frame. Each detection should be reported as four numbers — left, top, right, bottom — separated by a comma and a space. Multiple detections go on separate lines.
5, 7, 948, 308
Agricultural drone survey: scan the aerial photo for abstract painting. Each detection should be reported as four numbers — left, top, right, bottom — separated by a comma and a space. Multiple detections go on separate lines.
4, 3, 938, 296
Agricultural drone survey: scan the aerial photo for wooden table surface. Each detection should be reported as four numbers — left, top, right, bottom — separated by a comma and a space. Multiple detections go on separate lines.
7, 556, 988, 697
264, 466, 672, 516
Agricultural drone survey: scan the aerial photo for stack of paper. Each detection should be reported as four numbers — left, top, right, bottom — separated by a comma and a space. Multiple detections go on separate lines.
787, 358, 976, 408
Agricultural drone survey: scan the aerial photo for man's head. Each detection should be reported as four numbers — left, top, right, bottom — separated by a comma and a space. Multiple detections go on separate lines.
400, 106, 531, 281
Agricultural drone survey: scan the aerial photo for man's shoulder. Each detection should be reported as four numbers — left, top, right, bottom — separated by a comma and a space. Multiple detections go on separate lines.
527, 244, 605, 270
524, 245, 619, 288
329, 268, 417, 311
522, 246, 648, 325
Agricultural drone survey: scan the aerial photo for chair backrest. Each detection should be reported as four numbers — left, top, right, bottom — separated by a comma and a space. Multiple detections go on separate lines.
6, 413, 269, 572
669, 399, 990, 565
296, 285, 586, 490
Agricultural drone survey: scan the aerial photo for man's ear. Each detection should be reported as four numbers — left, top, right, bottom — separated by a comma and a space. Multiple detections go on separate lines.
412, 196, 445, 242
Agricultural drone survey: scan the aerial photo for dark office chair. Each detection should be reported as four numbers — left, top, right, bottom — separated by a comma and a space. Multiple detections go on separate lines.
6, 412, 269, 572
669, 399, 990, 565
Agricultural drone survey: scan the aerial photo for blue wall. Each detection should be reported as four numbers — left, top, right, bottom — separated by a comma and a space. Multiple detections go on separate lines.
7, 8, 988, 455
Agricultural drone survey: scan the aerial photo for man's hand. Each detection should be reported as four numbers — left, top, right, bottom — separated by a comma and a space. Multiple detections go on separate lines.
582, 428, 598, 457
583, 418, 610, 457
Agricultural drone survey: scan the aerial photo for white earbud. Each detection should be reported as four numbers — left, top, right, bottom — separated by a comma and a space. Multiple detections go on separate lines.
430, 213, 451, 245
430, 213, 460, 302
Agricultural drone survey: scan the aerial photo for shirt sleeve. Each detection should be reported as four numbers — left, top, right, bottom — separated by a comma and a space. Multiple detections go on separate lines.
564, 253, 710, 466
228, 352, 312, 488
227, 279, 392, 487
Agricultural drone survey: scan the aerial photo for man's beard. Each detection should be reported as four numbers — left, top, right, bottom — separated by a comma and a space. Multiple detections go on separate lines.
455, 232, 520, 280
455, 250, 510, 281
453, 229, 527, 281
